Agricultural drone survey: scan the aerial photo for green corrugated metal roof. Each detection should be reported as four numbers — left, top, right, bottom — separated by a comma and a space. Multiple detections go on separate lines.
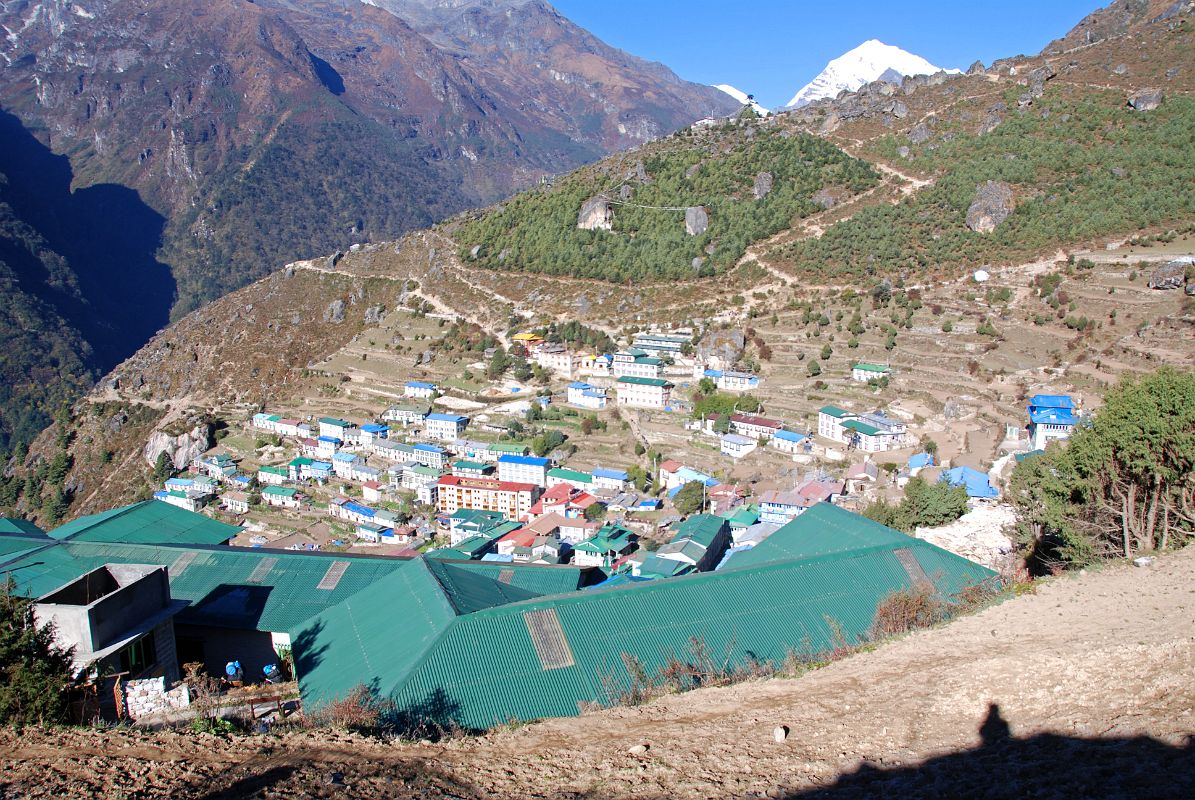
843, 419, 882, 436
290, 560, 457, 705
725, 505, 760, 529
548, 468, 592, 484
722, 503, 907, 570
390, 540, 991, 729
425, 561, 544, 614
259, 465, 288, 476
0, 518, 47, 538
819, 406, 852, 418
48, 502, 237, 546
289, 505, 995, 730
262, 486, 298, 498
488, 442, 530, 454
616, 376, 672, 387
853, 363, 890, 373
670, 514, 727, 547
3, 540, 409, 632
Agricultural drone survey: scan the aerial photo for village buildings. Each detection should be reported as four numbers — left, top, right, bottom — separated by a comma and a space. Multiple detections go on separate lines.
424, 413, 468, 442
566, 382, 608, 409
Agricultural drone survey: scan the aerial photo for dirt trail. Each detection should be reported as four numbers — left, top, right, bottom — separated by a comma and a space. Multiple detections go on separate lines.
4, 547, 1194, 799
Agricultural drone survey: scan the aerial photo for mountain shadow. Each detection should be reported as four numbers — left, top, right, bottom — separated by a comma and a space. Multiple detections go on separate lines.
0, 108, 174, 371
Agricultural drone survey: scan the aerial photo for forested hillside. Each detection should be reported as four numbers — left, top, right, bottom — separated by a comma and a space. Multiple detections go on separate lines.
454, 124, 878, 281
772, 91, 1195, 279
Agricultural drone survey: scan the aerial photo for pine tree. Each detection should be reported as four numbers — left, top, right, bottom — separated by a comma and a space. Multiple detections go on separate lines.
0, 579, 73, 725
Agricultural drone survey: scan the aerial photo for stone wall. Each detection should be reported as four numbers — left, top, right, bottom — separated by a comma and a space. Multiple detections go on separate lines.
123, 676, 191, 720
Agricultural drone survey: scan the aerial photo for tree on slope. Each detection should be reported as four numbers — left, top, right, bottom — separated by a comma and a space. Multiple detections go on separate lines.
1010, 367, 1195, 568
0, 579, 73, 726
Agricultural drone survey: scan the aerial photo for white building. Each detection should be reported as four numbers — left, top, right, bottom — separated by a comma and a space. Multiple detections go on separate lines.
612, 349, 664, 379
424, 413, 468, 441
497, 455, 551, 488
851, 363, 892, 383
404, 381, 438, 399
720, 433, 757, 459
616, 377, 673, 409
566, 382, 608, 410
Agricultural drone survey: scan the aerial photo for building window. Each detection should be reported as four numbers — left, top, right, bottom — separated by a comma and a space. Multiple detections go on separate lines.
119, 631, 157, 676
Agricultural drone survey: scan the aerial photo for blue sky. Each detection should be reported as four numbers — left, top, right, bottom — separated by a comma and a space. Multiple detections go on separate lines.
551, 0, 1099, 109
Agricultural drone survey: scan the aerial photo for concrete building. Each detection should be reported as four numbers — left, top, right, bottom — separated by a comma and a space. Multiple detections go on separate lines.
436, 475, 541, 522
34, 565, 183, 685
566, 382, 608, 410
612, 349, 664, 379
1027, 394, 1078, 450
404, 381, 438, 399
497, 454, 550, 487
425, 413, 468, 441
616, 376, 673, 409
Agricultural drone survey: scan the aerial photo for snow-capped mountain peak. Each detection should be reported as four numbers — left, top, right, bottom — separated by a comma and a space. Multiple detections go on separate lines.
786, 39, 954, 108
713, 84, 771, 116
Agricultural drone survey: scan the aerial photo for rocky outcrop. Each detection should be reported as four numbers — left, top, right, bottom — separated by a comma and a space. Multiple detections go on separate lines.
1128, 88, 1164, 111
1148, 260, 1190, 289
578, 196, 614, 231
811, 189, 837, 210
323, 300, 346, 324
144, 422, 213, 470
363, 305, 386, 324
697, 328, 745, 369
966, 181, 1015, 233
685, 206, 709, 236
914, 504, 1018, 573
753, 172, 774, 201
908, 123, 932, 145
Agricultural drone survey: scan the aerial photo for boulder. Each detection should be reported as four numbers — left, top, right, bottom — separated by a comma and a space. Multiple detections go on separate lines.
811, 189, 836, 210
691, 257, 706, 270
1127, 88, 1164, 112
818, 113, 841, 134
753, 171, 774, 200
144, 422, 213, 471
325, 251, 343, 270
892, 101, 909, 119
1147, 260, 1188, 290
577, 196, 613, 231
619, 183, 634, 199
908, 123, 931, 145
966, 181, 1014, 233
967, 60, 986, 75
697, 328, 745, 367
363, 305, 385, 324
323, 299, 346, 324
897, 146, 911, 159
469, 245, 481, 259
685, 206, 709, 236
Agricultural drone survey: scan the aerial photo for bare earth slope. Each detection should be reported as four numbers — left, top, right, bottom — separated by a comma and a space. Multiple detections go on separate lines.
4, 548, 1193, 799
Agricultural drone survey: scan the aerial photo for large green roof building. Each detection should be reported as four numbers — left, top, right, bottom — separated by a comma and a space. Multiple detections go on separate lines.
290, 503, 995, 729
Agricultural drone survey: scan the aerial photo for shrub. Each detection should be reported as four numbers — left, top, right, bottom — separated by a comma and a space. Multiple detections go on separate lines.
871, 587, 948, 637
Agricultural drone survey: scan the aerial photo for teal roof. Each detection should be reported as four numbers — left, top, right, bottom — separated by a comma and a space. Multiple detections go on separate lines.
0, 518, 47, 538
724, 505, 760, 529
722, 502, 908, 570
819, 406, 852, 419
843, 419, 883, 436
48, 502, 237, 546
291, 504, 994, 729
2, 540, 409, 632
617, 376, 672, 387
853, 363, 890, 373
263, 486, 298, 498
670, 514, 727, 547
548, 468, 593, 484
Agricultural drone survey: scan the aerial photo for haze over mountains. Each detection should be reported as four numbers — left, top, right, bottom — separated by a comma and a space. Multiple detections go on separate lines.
0, 0, 736, 452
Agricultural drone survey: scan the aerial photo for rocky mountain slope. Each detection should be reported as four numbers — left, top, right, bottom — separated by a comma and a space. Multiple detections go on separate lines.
5, 0, 1195, 524
0, 0, 736, 454
3, 540, 1193, 798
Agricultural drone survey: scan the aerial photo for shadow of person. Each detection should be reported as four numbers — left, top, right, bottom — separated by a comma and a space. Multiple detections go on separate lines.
979, 702, 1011, 745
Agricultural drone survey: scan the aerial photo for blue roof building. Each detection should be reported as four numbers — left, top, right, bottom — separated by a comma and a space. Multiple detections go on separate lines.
941, 466, 999, 499
1027, 394, 1078, 449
